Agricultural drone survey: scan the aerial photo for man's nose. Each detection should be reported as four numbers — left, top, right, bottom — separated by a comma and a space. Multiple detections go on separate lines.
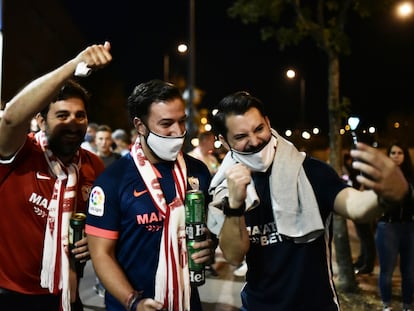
248, 135, 261, 148
170, 123, 185, 136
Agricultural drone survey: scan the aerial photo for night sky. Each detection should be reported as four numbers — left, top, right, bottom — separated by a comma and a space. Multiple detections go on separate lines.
5, 1, 414, 137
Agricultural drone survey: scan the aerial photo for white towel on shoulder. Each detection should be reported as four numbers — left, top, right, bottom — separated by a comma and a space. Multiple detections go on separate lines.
208, 129, 324, 243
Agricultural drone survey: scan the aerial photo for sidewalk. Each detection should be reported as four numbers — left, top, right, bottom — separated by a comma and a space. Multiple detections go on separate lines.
79, 219, 401, 310
79, 248, 244, 311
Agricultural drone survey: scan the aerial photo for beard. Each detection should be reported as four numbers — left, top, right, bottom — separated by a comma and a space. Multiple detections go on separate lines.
47, 130, 84, 159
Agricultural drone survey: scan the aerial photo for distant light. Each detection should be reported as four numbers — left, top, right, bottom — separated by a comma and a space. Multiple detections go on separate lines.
178, 44, 188, 53
212, 109, 219, 116
394, 122, 400, 129
368, 126, 376, 134
285, 129, 292, 137
204, 124, 212, 131
302, 131, 311, 140
200, 117, 208, 124
312, 127, 319, 135
191, 138, 199, 147
286, 69, 296, 79
396, 2, 413, 18
344, 124, 350, 131
340, 128, 346, 135
214, 140, 222, 148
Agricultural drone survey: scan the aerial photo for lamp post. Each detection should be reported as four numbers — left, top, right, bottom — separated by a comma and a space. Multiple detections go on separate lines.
286, 69, 306, 127
184, 0, 196, 152
163, 43, 188, 82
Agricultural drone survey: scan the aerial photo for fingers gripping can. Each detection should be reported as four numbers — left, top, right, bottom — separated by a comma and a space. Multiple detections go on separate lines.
185, 190, 206, 286
69, 213, 86, 277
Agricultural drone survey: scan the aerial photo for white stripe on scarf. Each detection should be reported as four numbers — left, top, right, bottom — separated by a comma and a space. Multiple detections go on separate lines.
35, 131, 79, 311
131, 141, 190, 311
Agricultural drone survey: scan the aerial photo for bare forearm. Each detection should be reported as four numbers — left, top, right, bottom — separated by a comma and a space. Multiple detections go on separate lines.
0, 60, 78, 157
5, 60, 77, 125
93, 254, 136, 309
219, 215, 249, 266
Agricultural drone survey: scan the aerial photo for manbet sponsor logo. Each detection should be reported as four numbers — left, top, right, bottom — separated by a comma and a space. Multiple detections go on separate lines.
29, 192, 49, 209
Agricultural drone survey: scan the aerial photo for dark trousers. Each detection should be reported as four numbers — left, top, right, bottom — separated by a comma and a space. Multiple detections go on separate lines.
0, 288, 84, 311
354, 221, 376, 270
0, 289, 60, 311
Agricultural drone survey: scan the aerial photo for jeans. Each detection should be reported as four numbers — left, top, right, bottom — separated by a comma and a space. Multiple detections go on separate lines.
376, 221, 414, 306
354, 221, 376, 271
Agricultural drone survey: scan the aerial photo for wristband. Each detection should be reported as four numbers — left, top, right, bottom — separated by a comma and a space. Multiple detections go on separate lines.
222, 196, 245, 217
125, 290, 143, 311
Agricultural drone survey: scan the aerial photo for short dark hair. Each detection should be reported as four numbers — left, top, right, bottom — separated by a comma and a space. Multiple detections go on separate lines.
212, 91, 267, 139
127, 79, 183, 124
40, 79, 90, 119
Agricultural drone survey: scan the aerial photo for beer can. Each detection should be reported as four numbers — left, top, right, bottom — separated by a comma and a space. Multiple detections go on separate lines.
185, 190, 206, 286
69, 212, 86, 246
69, 212, 87, 277
187, 240, 206, 286
185, 190, 205, 222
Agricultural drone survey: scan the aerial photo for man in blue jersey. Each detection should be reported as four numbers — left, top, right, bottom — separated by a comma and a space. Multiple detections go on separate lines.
207, 91, 411, 311
86, 80, 213, 311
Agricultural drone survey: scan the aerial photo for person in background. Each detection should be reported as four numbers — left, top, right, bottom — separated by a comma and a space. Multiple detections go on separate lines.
112, 128, 131, 156
343, 152, 376, 275
86, 79, 214, 311
93, 123, 123, 298
207, 91, 411, 311
95, 124, 122, 167
188, 131, 221, 277
81, 122, 99, 154
188, 131, 220, 176
376, 141, 414, 311
0, 42, 111, 311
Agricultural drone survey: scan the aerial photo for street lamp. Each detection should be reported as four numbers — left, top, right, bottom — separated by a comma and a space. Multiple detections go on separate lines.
163, 43, 188, 82
395, 1, 414, 19
286, 68, 306, 127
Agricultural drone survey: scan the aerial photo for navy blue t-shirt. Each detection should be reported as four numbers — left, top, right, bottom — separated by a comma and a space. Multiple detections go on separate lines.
241, 156, 348, 311
86, 153, 211, 310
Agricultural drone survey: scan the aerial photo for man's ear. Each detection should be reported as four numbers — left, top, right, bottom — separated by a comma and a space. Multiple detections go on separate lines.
133, 117, 146, 136
218, 134, 230, 151
35, 113, 46, 131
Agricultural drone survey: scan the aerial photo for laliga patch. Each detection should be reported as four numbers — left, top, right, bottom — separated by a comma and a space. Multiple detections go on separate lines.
88, 186, 105, 216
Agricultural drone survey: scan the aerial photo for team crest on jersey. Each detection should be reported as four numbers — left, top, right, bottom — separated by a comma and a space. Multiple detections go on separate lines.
88, 186, 105, 216
187, 176, 200, 190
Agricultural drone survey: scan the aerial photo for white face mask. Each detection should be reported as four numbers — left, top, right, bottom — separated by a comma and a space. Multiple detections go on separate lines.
146, 130, 186, 161
231, 135, 277, 172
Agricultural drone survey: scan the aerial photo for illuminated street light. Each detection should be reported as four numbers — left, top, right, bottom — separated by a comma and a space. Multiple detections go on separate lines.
396, 1, 414, 18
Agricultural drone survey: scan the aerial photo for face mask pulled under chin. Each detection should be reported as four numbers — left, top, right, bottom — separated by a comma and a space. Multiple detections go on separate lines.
146, 131, 186, 161
231, 135, 277, 172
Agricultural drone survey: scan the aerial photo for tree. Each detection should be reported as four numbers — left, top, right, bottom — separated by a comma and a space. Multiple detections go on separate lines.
227, 0, 392, 291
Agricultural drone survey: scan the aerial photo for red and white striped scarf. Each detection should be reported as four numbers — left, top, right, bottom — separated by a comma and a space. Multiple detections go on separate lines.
35, 131, 79, 311
130, 140, 190, 311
